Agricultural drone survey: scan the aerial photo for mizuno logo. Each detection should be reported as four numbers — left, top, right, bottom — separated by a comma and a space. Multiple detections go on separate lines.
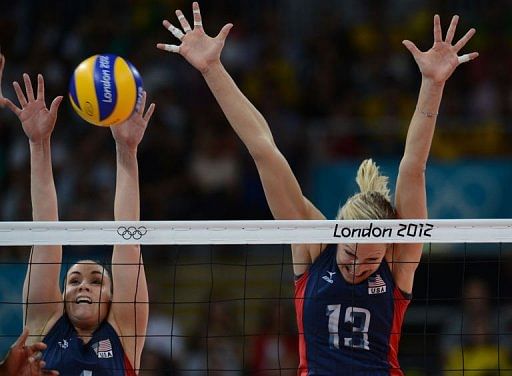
322, 271, 336, 284
58, 339, 69, 349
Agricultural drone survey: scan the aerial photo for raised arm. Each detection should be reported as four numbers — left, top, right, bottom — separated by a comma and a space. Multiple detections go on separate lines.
390, 15, 478, 292
4, 74, 64, 341
156, 2, 323, 222
108, 92, 154, 371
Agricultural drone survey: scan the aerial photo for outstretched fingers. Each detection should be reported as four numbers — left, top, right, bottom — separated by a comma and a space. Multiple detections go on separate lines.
454, 27, 476, 52
163, 19, 184, 41
137, 91, 155, 122
192, 2, 203, 29
158, 7, 190, 54
49, 96, 63, 116
457, 52, 479, 65
136, 90, 147, 114
156, 43, 180, 53
444, 15, 459, 44
12, 81, 28, 108
143, 103, 156, 123
3, 97, 22, 116
433, 14, 442, 43
157, 3, 216, 54
36, 74, 45, 101
216, 23, 233, 43
402, 40, 421, 59
176, 9, 192, 33
23, 73, 35, 102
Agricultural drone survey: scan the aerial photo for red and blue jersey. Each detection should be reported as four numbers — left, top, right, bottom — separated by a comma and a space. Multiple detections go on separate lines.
294, 244, 410, 375
41, 315, 136, 376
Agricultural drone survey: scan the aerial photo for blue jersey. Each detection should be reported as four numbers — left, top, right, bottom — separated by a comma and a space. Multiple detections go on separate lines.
42, 315, 135, 376
294, 244, 410, 375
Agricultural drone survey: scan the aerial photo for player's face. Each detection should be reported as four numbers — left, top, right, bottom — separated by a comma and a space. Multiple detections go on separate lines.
337, 243, 387, 284
64, 261, 112, 327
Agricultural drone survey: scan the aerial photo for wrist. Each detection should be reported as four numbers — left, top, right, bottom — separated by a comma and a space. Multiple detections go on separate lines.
421, 76, 446, 90
115, 143, 138, 155
416, 108, 438, 118
29, 138, 51, 149
201, 60, 224, 77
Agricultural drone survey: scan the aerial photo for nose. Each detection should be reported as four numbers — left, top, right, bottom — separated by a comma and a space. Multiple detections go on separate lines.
78, 281, 90, 291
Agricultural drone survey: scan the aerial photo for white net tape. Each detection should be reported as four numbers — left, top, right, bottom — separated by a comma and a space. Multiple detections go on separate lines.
0, 219, 511, 245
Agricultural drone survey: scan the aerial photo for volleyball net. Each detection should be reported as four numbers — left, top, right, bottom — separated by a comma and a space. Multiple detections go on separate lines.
1, 219, 511, 374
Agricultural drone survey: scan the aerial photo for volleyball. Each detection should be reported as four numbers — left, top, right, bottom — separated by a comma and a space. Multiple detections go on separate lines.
68, 54, 143, 127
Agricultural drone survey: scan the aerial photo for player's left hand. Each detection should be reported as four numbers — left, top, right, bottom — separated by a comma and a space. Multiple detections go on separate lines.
110, 91, 155, 150
402, 15, 479, 84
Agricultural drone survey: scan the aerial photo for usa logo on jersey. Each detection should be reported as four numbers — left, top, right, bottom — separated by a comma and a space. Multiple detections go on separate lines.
368, 274, 386, 295
92, 339, 113, 358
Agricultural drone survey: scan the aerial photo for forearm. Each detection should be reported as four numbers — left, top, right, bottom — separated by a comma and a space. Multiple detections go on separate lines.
396, 78, 445, 219
24, 139, 62, 315
29, 139, 58, 221
202, 62, 275, 156
112, 145, 142, 274
111, 144, 147, 329
401, 78, 445, 169
114, 145, 139, 221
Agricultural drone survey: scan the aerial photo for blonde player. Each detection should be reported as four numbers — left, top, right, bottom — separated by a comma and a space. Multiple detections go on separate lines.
157, 4, 478, 374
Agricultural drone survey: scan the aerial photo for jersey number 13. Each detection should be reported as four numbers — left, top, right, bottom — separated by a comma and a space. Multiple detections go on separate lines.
326, 305, 370, 350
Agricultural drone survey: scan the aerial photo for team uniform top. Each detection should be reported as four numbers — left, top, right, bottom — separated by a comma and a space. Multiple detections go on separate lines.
42, 315, 136, 376
295, 244, 411, 375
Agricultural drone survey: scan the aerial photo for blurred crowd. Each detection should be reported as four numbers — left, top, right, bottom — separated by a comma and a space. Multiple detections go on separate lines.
1, 0, 512, 222
1, 0, 512, 374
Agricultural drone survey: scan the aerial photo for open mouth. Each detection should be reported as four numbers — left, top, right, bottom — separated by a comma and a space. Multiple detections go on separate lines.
76, 296, 93, 304
345, 266, 366, 278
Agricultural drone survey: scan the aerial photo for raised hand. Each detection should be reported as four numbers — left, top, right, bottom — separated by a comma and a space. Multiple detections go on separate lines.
3, 74, 63, 143
110, 91, 155, 150
402, 15, 479, 84
156, 1, 233, 73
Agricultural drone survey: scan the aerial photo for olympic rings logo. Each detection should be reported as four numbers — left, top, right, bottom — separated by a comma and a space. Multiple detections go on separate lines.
117, 226, 148, 240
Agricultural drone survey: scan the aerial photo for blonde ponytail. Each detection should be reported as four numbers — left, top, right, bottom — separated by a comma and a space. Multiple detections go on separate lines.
356, 159, 391, 201
337, 159, 396, 220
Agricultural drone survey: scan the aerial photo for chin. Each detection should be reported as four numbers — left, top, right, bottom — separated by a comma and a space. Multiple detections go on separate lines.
70, 306, 99, 320
342, 268, 371, 284
348, 276, 366, 285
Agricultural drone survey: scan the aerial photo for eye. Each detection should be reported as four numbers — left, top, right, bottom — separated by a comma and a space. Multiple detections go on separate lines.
92, 279, 102, 285
69, 279, 79, 285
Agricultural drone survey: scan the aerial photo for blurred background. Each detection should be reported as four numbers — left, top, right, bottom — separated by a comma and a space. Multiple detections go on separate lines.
1, 0, 512, 374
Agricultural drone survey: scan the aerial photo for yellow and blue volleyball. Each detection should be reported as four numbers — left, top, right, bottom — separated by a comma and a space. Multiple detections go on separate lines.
69, 54, 143, 127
